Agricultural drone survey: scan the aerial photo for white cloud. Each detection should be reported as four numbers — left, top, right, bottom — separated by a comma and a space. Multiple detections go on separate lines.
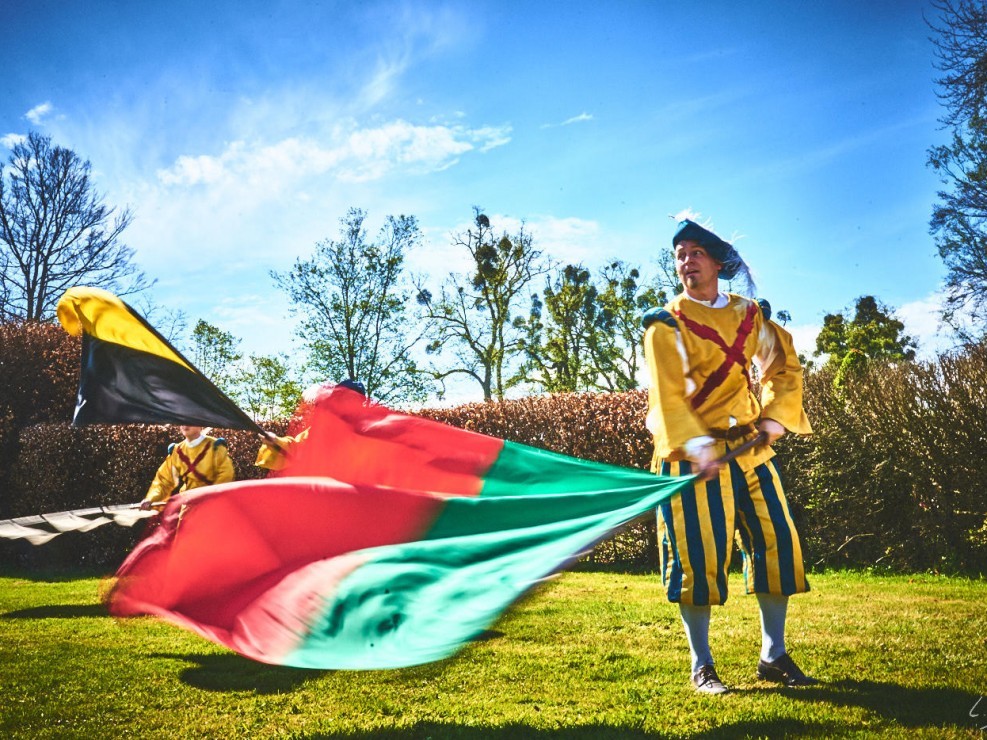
541, 112, 593, 129
1, 133, 26, 149
408, 214, 604, 285
786, 322, 821, 360
525, 215, 603, 265
25, 101, 53, 125
896, 292, 962, 359
155, 119, 511, 188
787, 292, 962, 365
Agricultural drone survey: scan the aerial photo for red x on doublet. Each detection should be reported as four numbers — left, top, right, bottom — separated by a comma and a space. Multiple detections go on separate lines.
672, 302, 758, 409
175, 443, 213, 486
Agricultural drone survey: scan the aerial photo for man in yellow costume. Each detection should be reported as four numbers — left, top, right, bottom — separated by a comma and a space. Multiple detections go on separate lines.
254, 379, 366, 471
140, 425, 235, 509
643, 216, 816, 695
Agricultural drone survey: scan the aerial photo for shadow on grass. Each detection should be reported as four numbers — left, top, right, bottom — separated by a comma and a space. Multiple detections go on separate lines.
153, 631, 502, 696
152, 652, 326, 694
2, 603, 108, 619
703, 679, 983, 737
307, 727, 664, 739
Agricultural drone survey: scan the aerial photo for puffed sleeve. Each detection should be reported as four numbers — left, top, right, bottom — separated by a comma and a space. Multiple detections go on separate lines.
254, 429, 309, 471
644, 321, 709, 459
143, 455, 175, 504
755, 321, 812, 435
212, 439, 235, 484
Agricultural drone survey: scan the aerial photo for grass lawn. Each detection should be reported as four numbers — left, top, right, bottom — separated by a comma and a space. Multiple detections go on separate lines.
1, 568, 985, 738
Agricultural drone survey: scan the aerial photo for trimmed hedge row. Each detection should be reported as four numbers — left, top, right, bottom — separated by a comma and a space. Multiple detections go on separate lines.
2, 316, 985, 575
0, 321, 79, 493
418, 391, 660, 569
1, 422, 289, 569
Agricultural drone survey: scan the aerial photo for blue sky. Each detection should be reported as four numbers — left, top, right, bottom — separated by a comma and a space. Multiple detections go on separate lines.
2, 0, 950, 399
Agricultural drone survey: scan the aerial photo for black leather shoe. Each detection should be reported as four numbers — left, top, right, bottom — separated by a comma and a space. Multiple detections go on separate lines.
756, 653, 818, 687
692, 664, 729, 694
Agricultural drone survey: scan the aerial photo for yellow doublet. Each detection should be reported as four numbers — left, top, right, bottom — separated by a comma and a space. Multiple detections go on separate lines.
143, 435, 235, 505
254, 428, 309, 471
645, 293, 811, 605
644, 293, 810, 470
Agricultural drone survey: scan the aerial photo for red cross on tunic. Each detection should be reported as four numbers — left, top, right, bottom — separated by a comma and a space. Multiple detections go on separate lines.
174, 443, 213, 493
672, 302, 759, 409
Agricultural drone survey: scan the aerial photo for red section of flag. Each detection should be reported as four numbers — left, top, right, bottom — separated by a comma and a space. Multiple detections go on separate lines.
279, 387, 504, 496
109, 475, 446, 657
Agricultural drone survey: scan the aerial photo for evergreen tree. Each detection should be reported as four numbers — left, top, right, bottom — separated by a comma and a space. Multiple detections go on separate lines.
815, 295, 917, 383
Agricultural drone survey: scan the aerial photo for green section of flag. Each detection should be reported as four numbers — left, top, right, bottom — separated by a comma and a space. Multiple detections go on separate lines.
283, 472, 694, 670
480, 440, 660, 497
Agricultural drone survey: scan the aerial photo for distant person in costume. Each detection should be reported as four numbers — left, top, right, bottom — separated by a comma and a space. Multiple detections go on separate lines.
642, 214, 816, 695
140, 425, 235, 509
255, 378, 366, 471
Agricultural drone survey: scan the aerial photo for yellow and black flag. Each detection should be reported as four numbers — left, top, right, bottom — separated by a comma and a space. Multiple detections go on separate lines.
57, 287, 260, 431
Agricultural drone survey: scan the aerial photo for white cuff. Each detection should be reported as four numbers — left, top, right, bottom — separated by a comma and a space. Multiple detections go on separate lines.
684, 436, 715, 458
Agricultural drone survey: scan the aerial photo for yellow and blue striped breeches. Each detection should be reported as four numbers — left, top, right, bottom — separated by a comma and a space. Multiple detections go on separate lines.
657, 457, 809, 606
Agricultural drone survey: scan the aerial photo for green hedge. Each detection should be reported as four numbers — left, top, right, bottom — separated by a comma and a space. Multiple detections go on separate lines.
2, 316, 986, 575
418, 391, 660, 569
0, 422, 290, 570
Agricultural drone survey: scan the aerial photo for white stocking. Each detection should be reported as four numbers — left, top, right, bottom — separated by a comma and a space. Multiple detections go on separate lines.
756, 592, 789, 662
679, 603, 713, 673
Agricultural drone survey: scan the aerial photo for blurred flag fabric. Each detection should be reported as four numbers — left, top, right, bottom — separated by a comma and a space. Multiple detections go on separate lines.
56, 286, 258, 430
109, 385, 695, 670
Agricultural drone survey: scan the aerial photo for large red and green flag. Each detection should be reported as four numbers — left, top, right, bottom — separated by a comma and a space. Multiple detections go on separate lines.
109, 385, 696, 669
56, 286, 259, 431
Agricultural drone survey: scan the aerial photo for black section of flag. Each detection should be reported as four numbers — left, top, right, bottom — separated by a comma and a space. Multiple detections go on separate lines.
73, 334, 255, 429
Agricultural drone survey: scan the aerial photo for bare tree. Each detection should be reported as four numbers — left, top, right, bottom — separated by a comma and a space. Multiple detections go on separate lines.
417, 209, 547, 401
0, 132, 149, 321
190, 319, 243, 396
927, 0, 987, 333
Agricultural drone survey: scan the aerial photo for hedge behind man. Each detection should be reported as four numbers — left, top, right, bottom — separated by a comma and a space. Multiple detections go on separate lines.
140, 425, 235, 510
642, 216, 815, 695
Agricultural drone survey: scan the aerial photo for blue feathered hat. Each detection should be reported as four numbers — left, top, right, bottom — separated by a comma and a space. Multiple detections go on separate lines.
672, 219, 741, 279
671, 215, 756, 296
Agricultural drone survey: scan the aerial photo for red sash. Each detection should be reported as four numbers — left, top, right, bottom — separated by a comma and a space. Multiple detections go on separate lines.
672, 302, 758, 409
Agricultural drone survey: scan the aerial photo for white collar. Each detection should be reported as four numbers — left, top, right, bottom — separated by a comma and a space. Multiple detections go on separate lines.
184, 434, 207, 448
684, 291, 729, 308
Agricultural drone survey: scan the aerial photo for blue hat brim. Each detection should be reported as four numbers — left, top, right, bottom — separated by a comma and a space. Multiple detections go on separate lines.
671, 220, 740, 280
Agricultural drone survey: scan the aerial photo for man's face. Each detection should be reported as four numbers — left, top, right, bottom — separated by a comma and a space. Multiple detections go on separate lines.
179, 425, 203, 441
675, 240, 721, 293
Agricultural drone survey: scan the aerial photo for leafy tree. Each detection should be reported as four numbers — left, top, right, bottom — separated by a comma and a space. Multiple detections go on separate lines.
517, 259, 676, 394
815, 296, 917, 381
417, 209, 546, 401
0, 131, 149, 321
518, 265, 599, 392
273, 208, 430, 406
190, 319, 242, 396
234, 354, 302, 422
776, 309, 792, 326
927, 0, 987, 332
591, 260, 675, 391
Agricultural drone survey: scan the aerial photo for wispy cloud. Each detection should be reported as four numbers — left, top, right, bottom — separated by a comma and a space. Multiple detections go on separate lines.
25, 101, 53, 125
156, 119, 511, 188
541, 112, 593, 129
734, 114, 935, 185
